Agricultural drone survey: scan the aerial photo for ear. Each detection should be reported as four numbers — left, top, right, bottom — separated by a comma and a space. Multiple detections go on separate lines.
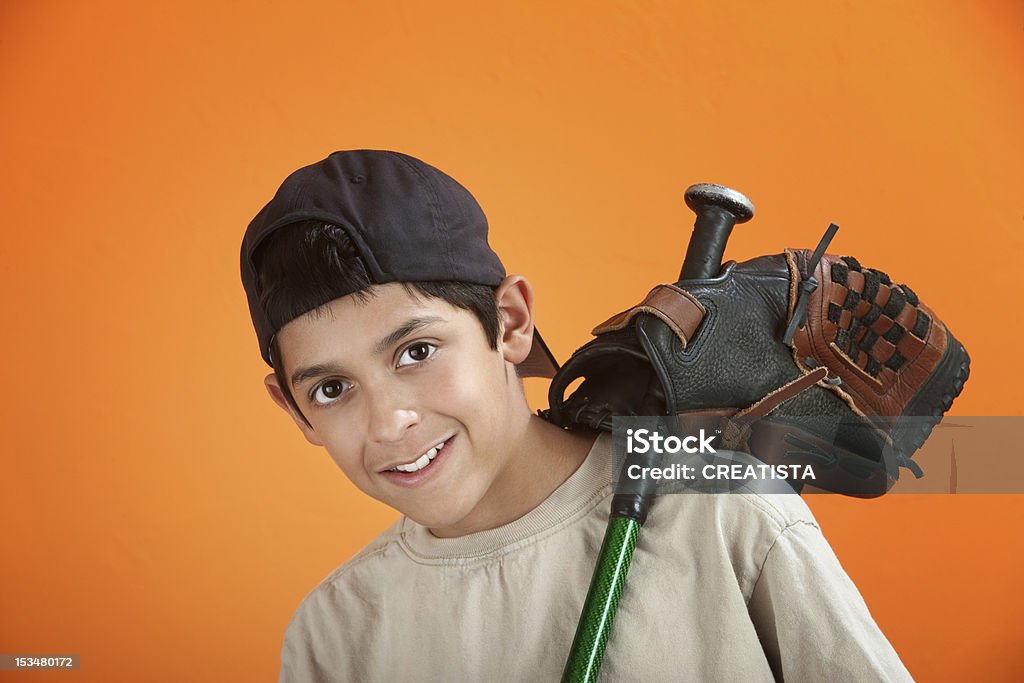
494, 274, 536, 366
264, 373, 323, 446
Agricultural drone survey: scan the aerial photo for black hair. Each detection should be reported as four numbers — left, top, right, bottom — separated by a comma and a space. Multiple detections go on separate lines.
253, 220, 501, 425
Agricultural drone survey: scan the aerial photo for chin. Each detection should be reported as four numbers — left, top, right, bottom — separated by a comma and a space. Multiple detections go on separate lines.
406, 508, 464, 531
401, 498, 477, 534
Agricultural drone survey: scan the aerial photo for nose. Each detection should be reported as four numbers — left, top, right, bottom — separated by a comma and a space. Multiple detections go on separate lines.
366, 389, 420, 444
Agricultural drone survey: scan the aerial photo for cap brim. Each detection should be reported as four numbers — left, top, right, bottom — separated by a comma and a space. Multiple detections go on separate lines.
517, 328, 559, 379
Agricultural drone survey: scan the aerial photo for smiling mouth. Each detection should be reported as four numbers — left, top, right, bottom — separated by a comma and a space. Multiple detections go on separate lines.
387, 438, 450, 473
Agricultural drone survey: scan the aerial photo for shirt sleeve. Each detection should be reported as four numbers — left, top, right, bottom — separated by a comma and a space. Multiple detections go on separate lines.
277, 587, 353, 683
746, 520, 914, 682
278, 604, 328, 683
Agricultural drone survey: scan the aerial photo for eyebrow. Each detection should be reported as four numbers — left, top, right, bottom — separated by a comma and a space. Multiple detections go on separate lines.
290, 315, 446, 389
372, 315, 446, 356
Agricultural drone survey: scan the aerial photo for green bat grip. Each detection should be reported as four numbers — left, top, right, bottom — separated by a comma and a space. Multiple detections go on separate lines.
561, 514, 641, 683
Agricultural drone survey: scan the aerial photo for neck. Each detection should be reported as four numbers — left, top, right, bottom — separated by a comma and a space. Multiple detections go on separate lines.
428, 415, 596, 538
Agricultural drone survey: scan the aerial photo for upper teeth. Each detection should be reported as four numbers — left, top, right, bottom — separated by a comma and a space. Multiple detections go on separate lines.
391, 440, 446, 473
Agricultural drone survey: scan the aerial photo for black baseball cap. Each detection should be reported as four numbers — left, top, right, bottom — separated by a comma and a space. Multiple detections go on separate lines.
240, 149, 558, 378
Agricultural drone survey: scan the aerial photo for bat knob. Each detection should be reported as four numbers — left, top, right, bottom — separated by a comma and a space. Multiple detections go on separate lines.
679, 183, 755, 280
684, 184, 755, 223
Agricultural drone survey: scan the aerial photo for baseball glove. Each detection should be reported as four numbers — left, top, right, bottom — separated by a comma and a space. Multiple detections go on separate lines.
543, 229, 970, 497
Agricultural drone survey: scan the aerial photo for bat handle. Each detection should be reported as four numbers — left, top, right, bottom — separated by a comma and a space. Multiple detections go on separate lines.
679, 183, 755, 280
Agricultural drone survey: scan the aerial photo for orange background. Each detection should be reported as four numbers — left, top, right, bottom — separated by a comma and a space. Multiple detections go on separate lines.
2, 1, 1022, 680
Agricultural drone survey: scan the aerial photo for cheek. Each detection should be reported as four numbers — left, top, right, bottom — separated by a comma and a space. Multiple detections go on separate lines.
316, 419, 372, 484
424, 354, 507, 414
324, 442, 363, 478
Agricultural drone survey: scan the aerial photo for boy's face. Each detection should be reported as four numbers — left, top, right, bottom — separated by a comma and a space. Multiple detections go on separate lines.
265, 281, 534, 535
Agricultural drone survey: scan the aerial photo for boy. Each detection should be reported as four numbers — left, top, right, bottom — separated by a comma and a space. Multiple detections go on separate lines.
241, 150, 912, 681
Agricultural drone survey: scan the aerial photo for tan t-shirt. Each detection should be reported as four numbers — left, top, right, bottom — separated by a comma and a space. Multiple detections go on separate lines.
279, 433, 912, 682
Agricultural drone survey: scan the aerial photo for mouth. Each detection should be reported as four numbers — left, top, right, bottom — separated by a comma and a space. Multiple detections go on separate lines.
380, 436, 454, 481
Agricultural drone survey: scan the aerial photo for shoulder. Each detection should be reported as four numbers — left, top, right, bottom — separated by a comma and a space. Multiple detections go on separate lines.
647, 490, 820, 540
283, 518, 408, 632
640, 491, 824, 599
277, 519, 414, 681
732, 491, 821, 533
326, 517, 407, 581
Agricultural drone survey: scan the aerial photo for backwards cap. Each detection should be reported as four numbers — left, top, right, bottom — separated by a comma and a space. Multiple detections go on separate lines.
240, 149, 557, 377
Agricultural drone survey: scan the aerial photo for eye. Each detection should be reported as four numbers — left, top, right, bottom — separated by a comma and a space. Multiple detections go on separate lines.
311, 379, 351, 406
397, 341, 437, 367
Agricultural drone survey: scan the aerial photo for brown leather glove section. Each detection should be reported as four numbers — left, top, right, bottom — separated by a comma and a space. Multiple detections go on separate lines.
592, 284, 706, 348
785, 249, 948, 425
